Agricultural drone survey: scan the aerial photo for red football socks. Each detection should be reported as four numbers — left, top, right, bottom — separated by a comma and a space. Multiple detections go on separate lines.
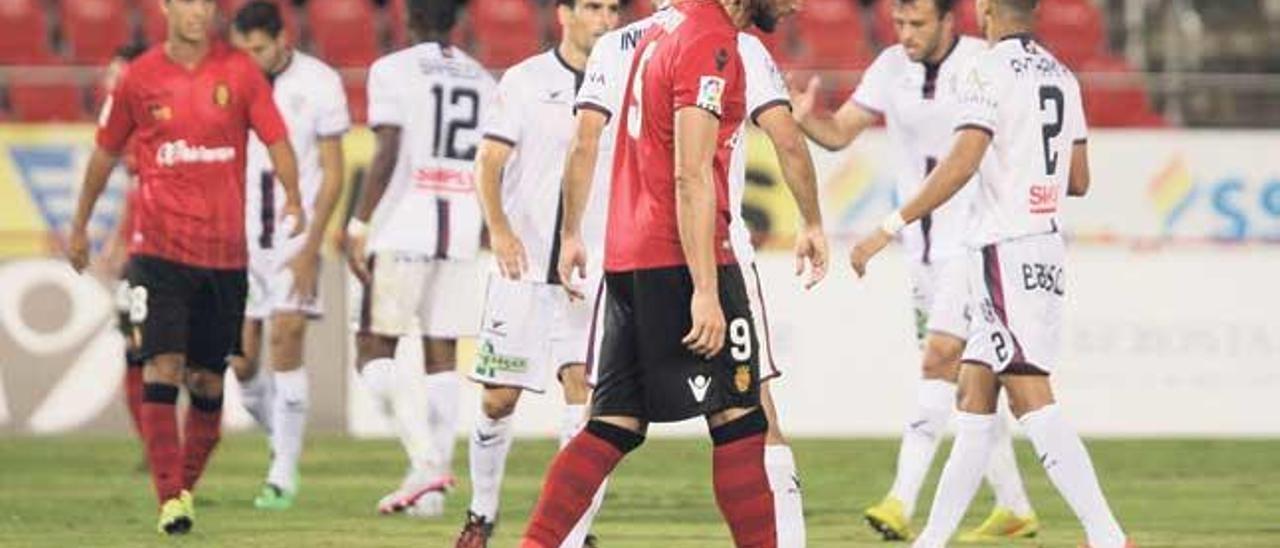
124, 365, 144, 437
522, 421, 643, 547
140, 383, 182, 503
711, 410, 776, 548
182, 394, 223, 491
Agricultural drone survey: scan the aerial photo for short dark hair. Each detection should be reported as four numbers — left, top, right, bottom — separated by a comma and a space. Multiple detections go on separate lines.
556, 0, 632, 10
408, 0, 468, 36
896, 0, 957, 15
114, 41, 148, 62
996, 0, 1038, 17
233, 1, 285, 38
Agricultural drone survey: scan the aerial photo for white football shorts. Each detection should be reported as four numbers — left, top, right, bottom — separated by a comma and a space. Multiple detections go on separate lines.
962, 232, 1066, 375
349, 250, 484, 339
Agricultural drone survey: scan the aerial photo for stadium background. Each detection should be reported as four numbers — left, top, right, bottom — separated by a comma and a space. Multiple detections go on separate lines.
0, 1, 1277, 545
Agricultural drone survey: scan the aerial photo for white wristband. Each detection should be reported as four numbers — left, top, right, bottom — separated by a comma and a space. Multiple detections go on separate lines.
880, 211, 907, 235
346, 218, 369, 239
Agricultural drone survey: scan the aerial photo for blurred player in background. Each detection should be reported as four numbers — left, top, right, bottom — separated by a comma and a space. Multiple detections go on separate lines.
558, 0, 827, 543
791, 0, 1038, 541
93, 41, 149, 468
68, 0, 301, 535
455, 0, 621, 545
519, 0, 812, 544
227, 0, 350, 511
343, 0, 492, 519
849, 0, 1131, 546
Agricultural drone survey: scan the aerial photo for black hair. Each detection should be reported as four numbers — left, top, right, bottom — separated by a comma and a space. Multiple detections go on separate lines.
995, 0, 1038, 18
114, 41, 148, 62
408, 0, 469, 36
556, 0, 633, 10
896, 0, 957, 15
233, 1, 285, 38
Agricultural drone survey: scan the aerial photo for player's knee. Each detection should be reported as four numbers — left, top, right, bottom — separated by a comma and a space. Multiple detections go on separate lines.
145, 354, 184, 384
228, 354, 257, 381
709, 407, 768, 446
354, 334, 395, 368
955, 382, 997, 414
585, 419, 645, 454
558, 365, 590, 404
481, 389, 520, 419
185, 368, 224, 400
921, 336, 963, 381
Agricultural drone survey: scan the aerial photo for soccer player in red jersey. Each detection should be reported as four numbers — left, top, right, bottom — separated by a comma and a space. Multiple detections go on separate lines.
67, 0, 302, 536
520, 0, 791, 545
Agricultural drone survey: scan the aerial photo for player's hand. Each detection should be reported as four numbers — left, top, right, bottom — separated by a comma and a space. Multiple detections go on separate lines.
344, 221, 372, 285
492, 227, 528, 280
281, 199, 308, 239
788, 74, 821, 122
794, 224, 829, 289
850, 229, 893, 278
287, 246, 320, 302
683, 289, 726, 359
557, 232, 589, 301
67, 226, 91, 273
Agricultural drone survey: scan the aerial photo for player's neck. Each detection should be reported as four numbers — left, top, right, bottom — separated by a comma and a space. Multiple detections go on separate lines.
986, 20, 1032, 45
269, 49, 293, 78
923, 34, 959, 67
555, 41, 588, 74
164, 37, 210, 69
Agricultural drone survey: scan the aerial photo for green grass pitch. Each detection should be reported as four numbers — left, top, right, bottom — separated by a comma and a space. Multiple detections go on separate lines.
2, 435, 1278, 547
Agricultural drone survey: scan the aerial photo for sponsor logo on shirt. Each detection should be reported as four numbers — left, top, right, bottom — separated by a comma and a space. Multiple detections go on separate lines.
687, 374, 710, 403
1029, 183, 1060, 214
474, 340, 528, 377
155, 140, 236, 167
412, 167, 475, 193
697, 76, 725, 116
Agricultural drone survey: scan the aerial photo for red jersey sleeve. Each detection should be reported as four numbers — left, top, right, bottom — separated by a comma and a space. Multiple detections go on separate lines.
670, 31, 742, 119
245, 62, 287, 145
95, 70, 135, 154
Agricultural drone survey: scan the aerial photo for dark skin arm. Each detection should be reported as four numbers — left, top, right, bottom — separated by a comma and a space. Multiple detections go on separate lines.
344, 125, 400, 284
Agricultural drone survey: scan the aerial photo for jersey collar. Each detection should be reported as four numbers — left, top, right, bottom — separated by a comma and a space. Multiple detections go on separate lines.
552, 46, 585, 92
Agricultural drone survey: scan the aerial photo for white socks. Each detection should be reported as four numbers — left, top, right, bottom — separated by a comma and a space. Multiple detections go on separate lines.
239, 368, 275, 433
765, 444, 806, 548
913, 412, 997, 548
890, 379, 956, 516
559, 403, 608, 548
267, 368, 309, 493
467, 412, 514, 519
985, 413, 1034, 516
1021, 405, 1126, 547
422, 370, 461, 478
361, 357, 437, 473
357, 357, 394, 406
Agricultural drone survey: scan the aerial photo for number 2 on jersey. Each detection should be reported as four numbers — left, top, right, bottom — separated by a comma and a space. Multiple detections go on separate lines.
1038, 85, 1064, 175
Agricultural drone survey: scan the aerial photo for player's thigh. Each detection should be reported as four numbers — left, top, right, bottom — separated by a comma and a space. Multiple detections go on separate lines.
125, 255, 196, 366
1000, 374, 1056, 419
632, 265, 761, 423
421, 337, 458, 374
269, 238, 324, 319
268, 311, 308, 371
590, 273, 645, 420
551, 274, 600, 399
187, 267, 248, 374
956, 361, 1000, 414
471, 275, 555, 394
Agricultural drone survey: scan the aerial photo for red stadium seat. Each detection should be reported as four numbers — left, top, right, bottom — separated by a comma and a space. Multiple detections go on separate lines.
61, 0, 132, 64
307, 0, 380, 67
626, 0, 654, 23
1035, 0, 1104, 68
1079, 54, 1165, 127
793, 0, 872, 70
220, 0, 299, 38
0, 0, 55, 63
748, 21, 795, 65
470, 0, 541, 68
8, 79, 86, 122
137, 0, 169, 43
344, 81, 367, 125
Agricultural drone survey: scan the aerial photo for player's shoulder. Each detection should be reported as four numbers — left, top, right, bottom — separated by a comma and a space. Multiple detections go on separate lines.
951, 35, 988, 61
868, 43, 910, 71
500, 49, 556, 84
735, 32, 768, 56
215, 42, 262, 74
291, 51, 339, 78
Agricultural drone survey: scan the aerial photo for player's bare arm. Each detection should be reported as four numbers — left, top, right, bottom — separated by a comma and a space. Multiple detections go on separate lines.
789, 75, 880, 151
851, 127, 990, 277
1067, 141, 1090, 197
345, 125, 400, 284
475, 137, 525, 280
558, 109, 610, 300
674, 106, 726, 359
284, 136, 343, 301
755, 104, 829, 289
68, 148, 122, 272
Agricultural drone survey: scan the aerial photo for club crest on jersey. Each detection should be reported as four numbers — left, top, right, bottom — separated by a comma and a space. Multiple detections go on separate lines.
714, 48, 729, 71
734, 365, 750, 393
213, 83, 231, 108
697, 76, 725, 116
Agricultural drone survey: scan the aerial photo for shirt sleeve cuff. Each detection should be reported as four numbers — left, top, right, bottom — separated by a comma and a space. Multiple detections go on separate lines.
955, 122, 994, 137
482, 133, 517, 147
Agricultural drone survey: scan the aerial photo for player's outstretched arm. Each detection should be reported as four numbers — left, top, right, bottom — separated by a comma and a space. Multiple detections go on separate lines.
68, 147, 121, 273
476, 138, 526, 280
345, 125, 400, 283
756, 105, 829, 288
558, 109, 609, 299
850, 128, 990, 277
1067, 141, 1090, 197
789, 75, 878, 151
674, 106, 726, 359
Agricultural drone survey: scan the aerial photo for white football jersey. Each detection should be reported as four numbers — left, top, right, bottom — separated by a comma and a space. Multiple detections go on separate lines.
482, 49, 585, 284
366, 42, 496, 259
244, 51, 350, 252
577, 15, 789, 265
953, 34, 1087, 246
852, 36, 985, 264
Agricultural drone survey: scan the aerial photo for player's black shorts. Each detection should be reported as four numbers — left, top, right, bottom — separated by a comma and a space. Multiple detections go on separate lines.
592, 264, 761, 423
124, 255, 247, 371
